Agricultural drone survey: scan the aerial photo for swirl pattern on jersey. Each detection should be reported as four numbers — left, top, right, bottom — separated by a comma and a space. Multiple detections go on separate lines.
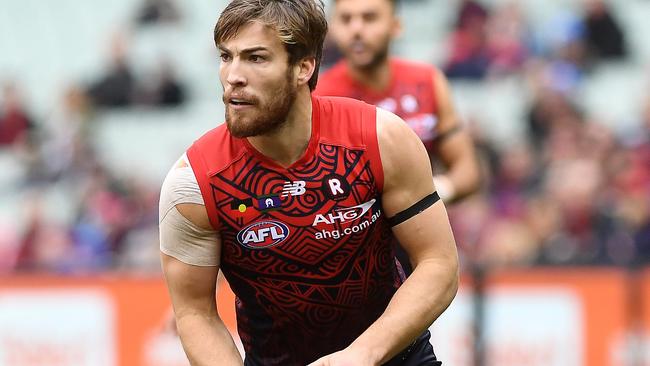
210, 142, 401, 365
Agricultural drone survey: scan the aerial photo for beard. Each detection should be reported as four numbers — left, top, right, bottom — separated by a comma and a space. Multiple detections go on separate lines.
347, 36, 391, 71
224, 70, 297, 138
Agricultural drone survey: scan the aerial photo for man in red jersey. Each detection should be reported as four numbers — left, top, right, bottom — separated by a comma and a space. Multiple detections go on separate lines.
316, 0, 481, 204
159, 0, 458, 365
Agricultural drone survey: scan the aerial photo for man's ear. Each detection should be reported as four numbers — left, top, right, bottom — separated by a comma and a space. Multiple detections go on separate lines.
296, 56, 316, 86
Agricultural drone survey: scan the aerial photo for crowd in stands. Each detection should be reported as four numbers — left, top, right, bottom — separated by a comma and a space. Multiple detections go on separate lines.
0, 0, 648, 273
0, 0, 183, 273
441, 0, 649, 269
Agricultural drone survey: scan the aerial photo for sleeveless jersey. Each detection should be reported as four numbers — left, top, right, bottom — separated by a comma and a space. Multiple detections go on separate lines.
186, 96, 402, 366
316, 58, 440, 152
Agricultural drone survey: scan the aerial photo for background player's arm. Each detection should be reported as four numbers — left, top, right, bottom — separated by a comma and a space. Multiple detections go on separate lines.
431, 68, 481, 202
309, 109, 459, 366
160, 203, 243, 366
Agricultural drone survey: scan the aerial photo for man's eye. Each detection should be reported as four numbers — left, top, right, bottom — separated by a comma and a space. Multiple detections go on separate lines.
250, 55, 264, 62
220, 53, 231, 62
363, 13, 378, 22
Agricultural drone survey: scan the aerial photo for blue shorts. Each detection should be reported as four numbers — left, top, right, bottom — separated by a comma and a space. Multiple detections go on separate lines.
243, 330, 442, 366
383, 330, 442, 366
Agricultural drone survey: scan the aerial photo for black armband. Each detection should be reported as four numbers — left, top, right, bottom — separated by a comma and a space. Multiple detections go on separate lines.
434, 124, 462, 143
387, 192, 440, 227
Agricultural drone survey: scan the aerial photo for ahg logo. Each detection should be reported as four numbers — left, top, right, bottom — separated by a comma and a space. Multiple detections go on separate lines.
236, 221, 290, 249
312, 199, 376, 226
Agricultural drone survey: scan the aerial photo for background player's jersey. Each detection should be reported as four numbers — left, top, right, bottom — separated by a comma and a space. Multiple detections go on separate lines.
187, 96, 402, 366
316, 58, 440, 152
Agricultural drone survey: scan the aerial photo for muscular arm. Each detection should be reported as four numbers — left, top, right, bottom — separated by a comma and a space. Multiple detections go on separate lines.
162, 259, 242, 365
431, 68, 481, 202
309, 109, 459, 366
159, 162, 243, 366
350, 109, 459, 364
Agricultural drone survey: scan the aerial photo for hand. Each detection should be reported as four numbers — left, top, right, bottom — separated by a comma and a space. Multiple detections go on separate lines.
433, 174, 455, 202
307, 346, 379, 366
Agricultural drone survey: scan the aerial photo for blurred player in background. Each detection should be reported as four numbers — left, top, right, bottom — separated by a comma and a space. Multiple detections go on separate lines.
316, 0, 481, 275
316, 0, 481, 204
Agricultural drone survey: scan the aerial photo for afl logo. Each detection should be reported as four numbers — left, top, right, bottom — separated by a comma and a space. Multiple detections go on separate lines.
236, 221, 290, 249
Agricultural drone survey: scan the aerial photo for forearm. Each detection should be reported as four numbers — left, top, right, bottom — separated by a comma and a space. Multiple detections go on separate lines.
176, 312, 243, 366
349, 259, 459, 364
435, 153, 480, 202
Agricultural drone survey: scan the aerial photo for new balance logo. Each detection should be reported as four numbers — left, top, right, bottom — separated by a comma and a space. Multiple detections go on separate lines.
282, 180, 306, 197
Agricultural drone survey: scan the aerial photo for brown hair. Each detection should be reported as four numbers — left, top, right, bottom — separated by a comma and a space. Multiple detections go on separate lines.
215, 0, 328, 91
333, 0, 399, 12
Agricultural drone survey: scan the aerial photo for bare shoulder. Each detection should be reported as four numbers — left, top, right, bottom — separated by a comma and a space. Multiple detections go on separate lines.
376, 108, 435, 216
376, 108, 432, 189
375, 108, 418, 160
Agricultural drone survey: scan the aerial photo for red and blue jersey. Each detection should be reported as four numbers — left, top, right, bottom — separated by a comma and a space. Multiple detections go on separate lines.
187, 96, 402, 365
315, 58, 440, 153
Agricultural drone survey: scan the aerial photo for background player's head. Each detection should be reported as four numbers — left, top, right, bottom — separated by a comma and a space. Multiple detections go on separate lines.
214, 0, 327, 137
330, 0, 401, 71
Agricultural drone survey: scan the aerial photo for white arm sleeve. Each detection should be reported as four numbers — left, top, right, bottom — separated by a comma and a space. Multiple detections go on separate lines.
159, 153, 220, 266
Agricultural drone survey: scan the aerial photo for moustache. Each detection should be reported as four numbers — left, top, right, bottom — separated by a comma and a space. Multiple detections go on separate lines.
223, 91, 258, 105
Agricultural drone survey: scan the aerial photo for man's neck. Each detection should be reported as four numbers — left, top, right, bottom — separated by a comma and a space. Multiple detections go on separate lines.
246, 90, 313, 168
347, 58, 391, 92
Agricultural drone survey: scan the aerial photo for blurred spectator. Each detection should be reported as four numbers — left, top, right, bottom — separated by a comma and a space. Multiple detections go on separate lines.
87, 34, 136, 108
454, 0, 488, 31
0, 84, 49, 185
582, 0, 627, 62
444, 0, 491, 79
114, 177, 161, 271
87, 34, 188, 109
485, 2, 529, 76
616, 97, 650, 263
70, 166, 137, 271
0, 83, 34, 147
491, 143, 539, 218
479, 217, 538, 268
0, 221, 20, 272
135, 59, 186, 107
526, 86, 582, 150
15, 194, 74, 272
542, 155, 604, 263
535, 9, 588, 92
136, 0, 182, 26
540, 10, 586, 59
41, 86, 94, 181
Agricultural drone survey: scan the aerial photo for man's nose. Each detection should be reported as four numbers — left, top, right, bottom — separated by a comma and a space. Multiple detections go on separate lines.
225, 59, 247, 86
348, 16, 364, 35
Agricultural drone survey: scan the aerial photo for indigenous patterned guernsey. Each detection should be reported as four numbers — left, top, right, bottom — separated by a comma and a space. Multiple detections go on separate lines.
187, 96, 403, 366
315, 58, 440, 153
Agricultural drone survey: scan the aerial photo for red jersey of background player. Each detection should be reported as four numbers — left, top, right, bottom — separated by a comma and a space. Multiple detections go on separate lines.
186, 96, 404, 366
315, 58, 439, 152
